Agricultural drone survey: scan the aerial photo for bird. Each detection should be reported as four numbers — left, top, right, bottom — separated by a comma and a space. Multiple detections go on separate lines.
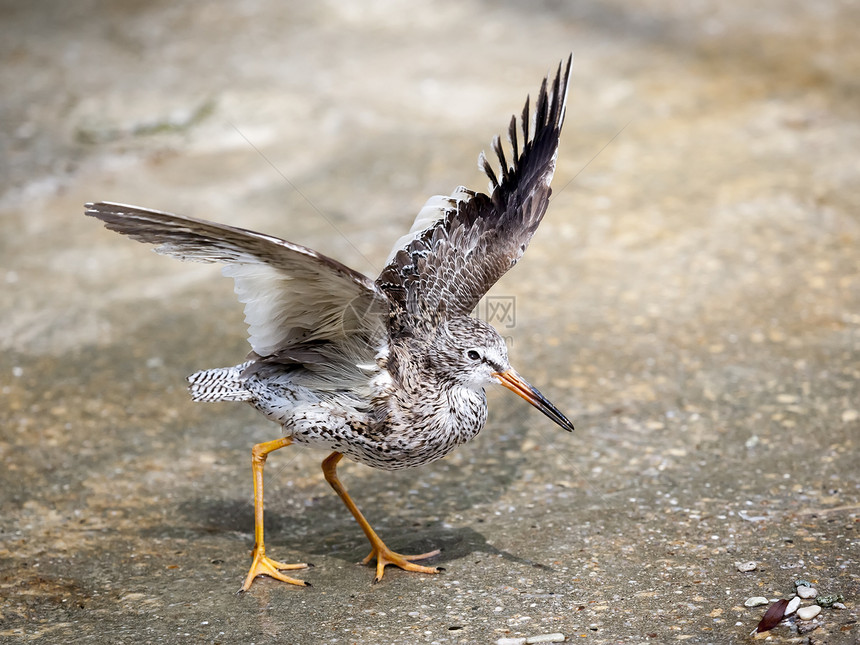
85, 55, 575, 591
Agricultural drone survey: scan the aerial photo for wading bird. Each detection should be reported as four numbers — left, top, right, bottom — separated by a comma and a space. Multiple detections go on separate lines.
86, 55, 575, 591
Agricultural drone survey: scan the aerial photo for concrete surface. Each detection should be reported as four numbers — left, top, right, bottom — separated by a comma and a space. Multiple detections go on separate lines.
1, 1, 858, 643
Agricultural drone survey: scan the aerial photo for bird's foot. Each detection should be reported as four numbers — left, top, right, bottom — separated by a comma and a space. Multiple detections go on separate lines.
239, 547, 311, 592
362, 544, 442, 583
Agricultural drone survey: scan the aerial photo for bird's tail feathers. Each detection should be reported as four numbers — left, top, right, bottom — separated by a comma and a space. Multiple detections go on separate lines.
187, 362, 254, 402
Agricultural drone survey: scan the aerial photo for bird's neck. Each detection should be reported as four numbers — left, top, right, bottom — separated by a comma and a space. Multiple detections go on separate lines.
401, 379, 488, 446
445, 385, 489, 443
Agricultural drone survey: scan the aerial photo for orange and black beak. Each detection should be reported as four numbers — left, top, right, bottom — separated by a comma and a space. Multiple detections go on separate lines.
493, 369, 575, 432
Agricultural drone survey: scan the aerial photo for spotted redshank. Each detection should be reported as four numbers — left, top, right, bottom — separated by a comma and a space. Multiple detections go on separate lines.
86, 55, 575, 590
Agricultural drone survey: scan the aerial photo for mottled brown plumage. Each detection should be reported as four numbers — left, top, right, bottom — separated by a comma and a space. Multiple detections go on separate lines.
85, 55, 575, 590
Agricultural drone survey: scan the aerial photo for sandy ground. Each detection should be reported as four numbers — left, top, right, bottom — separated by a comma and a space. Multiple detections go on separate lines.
1, 1, 858, 643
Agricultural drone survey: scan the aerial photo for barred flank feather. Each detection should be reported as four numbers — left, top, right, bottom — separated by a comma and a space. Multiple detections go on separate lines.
188, 362, 255, 402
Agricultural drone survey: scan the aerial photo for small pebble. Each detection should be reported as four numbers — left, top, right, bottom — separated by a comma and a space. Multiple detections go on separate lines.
797, 621, 819, 635
832, 602, 846, 610
796, 586, 817, 599
784, 596, 801, 616
526, 635, 566, 644
745, 596, 769, 608
816, 593, 844, 608
796, 605, 821, 621
736, 561, 757, 572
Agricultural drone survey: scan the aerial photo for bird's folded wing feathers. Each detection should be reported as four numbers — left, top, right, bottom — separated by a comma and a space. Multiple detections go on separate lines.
377, 55, 572, 319
85, 202, 388, 358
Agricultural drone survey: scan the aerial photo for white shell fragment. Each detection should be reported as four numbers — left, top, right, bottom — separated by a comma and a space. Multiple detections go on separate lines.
784, 596, 801, 616
497, 634, 567, 645
796, 605, 821, 621
745, 596, 769, 607
796, 586, 818, 599
526, 635, 566, 644
736, 561, 757, 572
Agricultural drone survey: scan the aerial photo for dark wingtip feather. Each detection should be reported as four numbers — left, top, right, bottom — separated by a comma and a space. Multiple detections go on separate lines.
558, 53, 573, 129
479, 151, 499, 189
534, 75, 549, 131
507, 116, 519, 171
520, 95, 530, 148
547, 61, 563, 129
492, 135, 510, 183
480, 56, 572, 196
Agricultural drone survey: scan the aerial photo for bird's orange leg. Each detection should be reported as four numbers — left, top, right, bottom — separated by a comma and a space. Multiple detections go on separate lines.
240, 436, 311, 592
321, 452, 440, 583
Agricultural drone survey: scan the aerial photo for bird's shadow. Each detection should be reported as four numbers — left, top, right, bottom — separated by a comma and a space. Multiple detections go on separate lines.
165, 498, 548, 571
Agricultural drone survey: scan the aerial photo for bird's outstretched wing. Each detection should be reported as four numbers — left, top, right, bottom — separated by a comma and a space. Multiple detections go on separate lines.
85, 203, 389, 377
377, 55, 572, 320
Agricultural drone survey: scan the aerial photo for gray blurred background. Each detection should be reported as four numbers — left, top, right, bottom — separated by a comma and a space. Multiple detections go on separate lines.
1, 1, 858, 643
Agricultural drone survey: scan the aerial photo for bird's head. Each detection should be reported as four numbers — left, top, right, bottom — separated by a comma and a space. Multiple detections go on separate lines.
432, 316, 574, 432
432, 316, 511, 388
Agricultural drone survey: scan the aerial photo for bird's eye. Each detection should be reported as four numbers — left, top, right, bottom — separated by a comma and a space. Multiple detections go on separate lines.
467, 350, 481, 361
